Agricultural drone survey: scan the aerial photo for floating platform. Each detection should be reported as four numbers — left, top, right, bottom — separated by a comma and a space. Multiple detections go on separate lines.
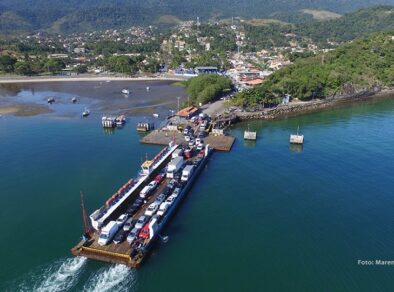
140, 130, 235, 151
290, 134, 304, 144
244, 130, 257, 140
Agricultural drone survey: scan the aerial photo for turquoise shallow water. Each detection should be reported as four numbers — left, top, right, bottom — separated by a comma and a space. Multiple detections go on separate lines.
1, 91, 394, 291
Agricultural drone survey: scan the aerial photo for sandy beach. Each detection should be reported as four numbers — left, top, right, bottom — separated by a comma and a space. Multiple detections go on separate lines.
0, 74, 185, 84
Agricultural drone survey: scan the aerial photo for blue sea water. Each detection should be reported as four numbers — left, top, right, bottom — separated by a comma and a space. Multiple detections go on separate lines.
1, 85, 394, 291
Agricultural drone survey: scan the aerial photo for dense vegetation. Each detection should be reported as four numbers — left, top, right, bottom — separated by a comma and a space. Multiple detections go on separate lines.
232, 31, 394, 107
241, 6, 394, 50
1, 0, 393, 33
295, 6, 394, 45
185, 75, 232, 105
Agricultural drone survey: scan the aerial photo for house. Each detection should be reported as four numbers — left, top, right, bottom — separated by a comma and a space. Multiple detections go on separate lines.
176, 106, 200, 119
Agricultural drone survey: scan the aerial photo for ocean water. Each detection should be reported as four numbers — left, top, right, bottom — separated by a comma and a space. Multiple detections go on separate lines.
1, 86, 394, 291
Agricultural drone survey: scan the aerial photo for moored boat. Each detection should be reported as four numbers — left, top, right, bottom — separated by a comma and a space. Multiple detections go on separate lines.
102, 116, 116, 128
82, 108, 90, 117
116, 115, 126, 127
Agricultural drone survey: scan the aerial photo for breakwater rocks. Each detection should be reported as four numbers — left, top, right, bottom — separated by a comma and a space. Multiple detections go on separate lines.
235, 88, 394, 121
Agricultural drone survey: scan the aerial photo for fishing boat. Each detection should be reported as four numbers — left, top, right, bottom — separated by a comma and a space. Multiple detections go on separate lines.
102, 116, 116, 127
116, 115, 126, 127
82, 108, 90, 117
72, 97, 77, 103
137, 122, 154, 132
290, 126, 304, 144
121, 89, 130, 95
47, 97, 55, 103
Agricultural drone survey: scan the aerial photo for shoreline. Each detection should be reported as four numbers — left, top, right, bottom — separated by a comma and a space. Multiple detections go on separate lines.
0, 74, 185, 84
234, 88, 394, 122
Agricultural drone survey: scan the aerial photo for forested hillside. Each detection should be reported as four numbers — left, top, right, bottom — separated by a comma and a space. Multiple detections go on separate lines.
0, 0, 394, 33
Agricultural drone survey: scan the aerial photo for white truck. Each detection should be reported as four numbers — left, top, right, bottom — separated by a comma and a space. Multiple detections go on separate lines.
181, 165, 194, 182
98, 220, 119, 246
167, 156, 184, 178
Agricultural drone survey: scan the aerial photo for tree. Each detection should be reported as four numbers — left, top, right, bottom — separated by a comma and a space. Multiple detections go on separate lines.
186, 75, 232, 105
0, 55, 17, 73
45, 58, 65, 74
75, 65, 88, 74
14, 61, 32, 75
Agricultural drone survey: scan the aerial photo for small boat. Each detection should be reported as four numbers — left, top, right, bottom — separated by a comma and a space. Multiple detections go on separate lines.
153, 113, 159, 118
47, 97, 55, 103
72, 97, 77, 103
121, 89, 130, 95
82, 108, 90, 117
146, 86, 150, 92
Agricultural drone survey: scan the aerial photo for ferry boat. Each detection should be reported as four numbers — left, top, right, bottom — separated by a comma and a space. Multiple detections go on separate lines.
88, 142, 178, 230
71, 142, 213, 268
82, 108, 90, 117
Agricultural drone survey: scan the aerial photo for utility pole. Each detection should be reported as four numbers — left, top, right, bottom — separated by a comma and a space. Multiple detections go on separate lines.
177, 96, 181, 113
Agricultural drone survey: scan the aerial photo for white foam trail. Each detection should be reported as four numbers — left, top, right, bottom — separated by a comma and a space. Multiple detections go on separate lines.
32, 257, 87, 292
83, 264, 137, 292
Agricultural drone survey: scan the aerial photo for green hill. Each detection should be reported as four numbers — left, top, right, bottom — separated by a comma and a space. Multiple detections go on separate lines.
233, 31, 394, 106
0, 0, 394, 33
296, 5, 394, 44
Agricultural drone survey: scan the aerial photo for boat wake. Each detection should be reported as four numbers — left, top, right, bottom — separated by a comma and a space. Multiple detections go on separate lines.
83, 264, 137, 292
15, 257, 87, 292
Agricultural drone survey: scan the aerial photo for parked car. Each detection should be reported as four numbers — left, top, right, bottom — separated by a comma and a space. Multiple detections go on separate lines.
162, 186, 172, 196
154, 193, 166, 204
126, 204, 139, 216
167, 179, 177, 190
166, 194, 177, 204
154, 174, 164, 184
145, 202, 159, 216
116, 214, 128, 226
135, 215, 150, 229
135, 198, 144, 205
127, 227, 140, 244
184, 135, 191, 142
198, 131, 206, 138
157, 202, 171, 216
113, 229, 127, 244
189, 140, 195, 147
123, 218, 135, 232
173, 187, 181, 197
197, 143, 204, 150
148, 180, 158, 189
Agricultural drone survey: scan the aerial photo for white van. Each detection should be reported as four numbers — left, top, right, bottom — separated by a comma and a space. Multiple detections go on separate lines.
98, 221, 119, 246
